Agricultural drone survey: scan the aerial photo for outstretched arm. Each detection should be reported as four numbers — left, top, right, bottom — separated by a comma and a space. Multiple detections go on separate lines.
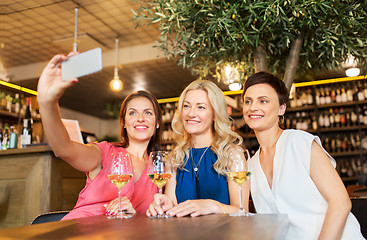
37, 53, 101, 173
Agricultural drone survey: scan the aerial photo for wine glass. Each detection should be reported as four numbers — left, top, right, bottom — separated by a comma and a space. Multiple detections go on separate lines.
147, 150, 173, 218
227, 148, 252, 217
107, 152, 133, 219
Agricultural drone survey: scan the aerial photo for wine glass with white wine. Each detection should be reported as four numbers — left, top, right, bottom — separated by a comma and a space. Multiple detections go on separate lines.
147, 150, 173, 218
107, 152, 133, 219
227, 148, 252, 216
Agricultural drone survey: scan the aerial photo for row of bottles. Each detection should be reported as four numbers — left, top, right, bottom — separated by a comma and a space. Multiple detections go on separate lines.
0, 90, 24, 114
321, 131, 365, 153
0, 97, 34, 150
336, 156, 367, 180
290, 80, 367, 108
284, 106, 367, 130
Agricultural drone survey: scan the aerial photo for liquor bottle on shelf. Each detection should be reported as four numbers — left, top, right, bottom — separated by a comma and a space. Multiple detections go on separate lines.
315, 88, 320, 105
341, 134, 348, 152
20, 97, 33, 148
357, 81, 365, 101
323, 111, 330, 128
345, 110, 351, 127
330, 87, 336, 103
363, 105, 367, 125
335, 134, 342, 152
328, 108, 335, 127
8, 126, 18, 149
323, 136, 330, 152
296, 89, 302, 107
351, 109, 358, 126
346, 82, 354, 102
318, 112, 324, 128
5, 93, 12, 112
13, 93, 20, 114
1, 126, 9, 150
325, 87, 332, 104
350, 132, 357, 151
306, 88, 313, 105
334, 108, 341, 128
357, 106, 364, 125
320, 87, 326, 105
341, 87, 348, 103
311, 115, 318, 130
339, 108, 346, 127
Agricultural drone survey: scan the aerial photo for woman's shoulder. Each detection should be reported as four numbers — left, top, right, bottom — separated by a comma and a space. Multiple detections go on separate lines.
282, 129, 315, 141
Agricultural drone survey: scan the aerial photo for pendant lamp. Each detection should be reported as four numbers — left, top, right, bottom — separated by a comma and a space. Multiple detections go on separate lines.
110, 38, 123, 91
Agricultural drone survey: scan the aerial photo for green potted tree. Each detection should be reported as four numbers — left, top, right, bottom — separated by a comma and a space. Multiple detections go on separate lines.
134, 0, 367, 88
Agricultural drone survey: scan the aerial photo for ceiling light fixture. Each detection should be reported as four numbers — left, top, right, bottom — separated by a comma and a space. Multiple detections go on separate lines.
345, 67, 360, 77
73, 8, 79, 52
110, 38, 123, 92
221, 63, 242, 91
228, 82, 241, 91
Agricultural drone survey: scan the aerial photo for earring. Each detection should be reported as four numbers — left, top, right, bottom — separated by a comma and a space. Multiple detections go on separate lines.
278, 115, 285, 125
124, 126, 126, 129
156, 125, 159, 129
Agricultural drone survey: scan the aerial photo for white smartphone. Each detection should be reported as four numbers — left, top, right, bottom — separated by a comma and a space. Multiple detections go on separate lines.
61, 48, 102, 81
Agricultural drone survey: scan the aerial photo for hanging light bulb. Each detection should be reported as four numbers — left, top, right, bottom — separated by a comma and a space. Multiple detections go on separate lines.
228, 82, 241, 91
110, 38, 123, 92
345, 67, 360, 77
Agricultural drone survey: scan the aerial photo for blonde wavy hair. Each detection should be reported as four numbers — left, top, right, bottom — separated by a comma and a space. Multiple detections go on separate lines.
171, 80, 243, 175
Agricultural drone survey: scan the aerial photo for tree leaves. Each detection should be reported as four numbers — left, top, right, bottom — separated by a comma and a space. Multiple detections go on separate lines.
133, 0, 367, 81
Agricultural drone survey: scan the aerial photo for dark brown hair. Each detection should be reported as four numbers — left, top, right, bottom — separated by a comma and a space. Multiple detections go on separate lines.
242, 72, 289, 105
118, 90, 162, 153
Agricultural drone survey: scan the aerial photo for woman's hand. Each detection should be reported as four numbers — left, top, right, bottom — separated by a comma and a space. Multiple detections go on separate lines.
146, 194, 175, 217
104, 197, 136, 216
37, 53, 78, 106
166, 199, 222, 217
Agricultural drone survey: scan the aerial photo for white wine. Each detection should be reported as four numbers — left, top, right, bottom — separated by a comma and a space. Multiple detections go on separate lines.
108, 174, 133, 189
148, 173, 172, 189
227, 171, 251, 186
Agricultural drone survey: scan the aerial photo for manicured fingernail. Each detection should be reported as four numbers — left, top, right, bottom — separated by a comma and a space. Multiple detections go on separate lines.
72, 80, 78, 83
111, 212, 115, 215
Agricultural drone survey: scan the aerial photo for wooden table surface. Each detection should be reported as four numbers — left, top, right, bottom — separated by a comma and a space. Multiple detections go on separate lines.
0, 213, 289, 240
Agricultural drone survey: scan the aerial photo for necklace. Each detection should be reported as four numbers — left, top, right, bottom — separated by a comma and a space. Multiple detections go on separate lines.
190, 146, 210, 180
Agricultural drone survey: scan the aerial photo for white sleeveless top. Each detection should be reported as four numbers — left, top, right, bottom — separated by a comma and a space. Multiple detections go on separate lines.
248, 129, 364, 240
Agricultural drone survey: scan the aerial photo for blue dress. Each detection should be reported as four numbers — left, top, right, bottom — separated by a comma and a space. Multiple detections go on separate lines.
175, 147, 230, 204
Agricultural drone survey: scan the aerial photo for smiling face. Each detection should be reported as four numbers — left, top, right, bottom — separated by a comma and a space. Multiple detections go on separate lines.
124, 96, 157, 143
242, 83, 286, 131
181, 89, 214, 139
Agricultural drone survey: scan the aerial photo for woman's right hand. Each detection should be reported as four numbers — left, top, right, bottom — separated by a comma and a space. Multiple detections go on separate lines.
37, 53, 78, 105
146, 193, 175, 217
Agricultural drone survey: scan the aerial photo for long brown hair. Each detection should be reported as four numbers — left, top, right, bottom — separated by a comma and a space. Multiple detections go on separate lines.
117, 90, 162, 153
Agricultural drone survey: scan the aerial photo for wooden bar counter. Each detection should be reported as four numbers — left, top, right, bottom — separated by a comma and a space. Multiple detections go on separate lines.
0, 213, 289, 239
0, 145, 85, 229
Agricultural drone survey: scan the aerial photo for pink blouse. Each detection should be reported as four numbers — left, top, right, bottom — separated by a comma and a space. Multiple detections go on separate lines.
62, 141, 158, 220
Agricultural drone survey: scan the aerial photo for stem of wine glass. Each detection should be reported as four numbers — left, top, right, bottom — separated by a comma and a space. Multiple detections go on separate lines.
117, 189, 122, 218
239, 185, 243, 212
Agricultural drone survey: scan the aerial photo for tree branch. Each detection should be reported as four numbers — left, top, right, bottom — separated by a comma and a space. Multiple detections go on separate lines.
284, 33, 304, 90
254, 44, 268, 73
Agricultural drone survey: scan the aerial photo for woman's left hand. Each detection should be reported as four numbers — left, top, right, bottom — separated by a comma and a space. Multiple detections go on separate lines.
104, 197, 136, 216
166, 199, 221, 217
